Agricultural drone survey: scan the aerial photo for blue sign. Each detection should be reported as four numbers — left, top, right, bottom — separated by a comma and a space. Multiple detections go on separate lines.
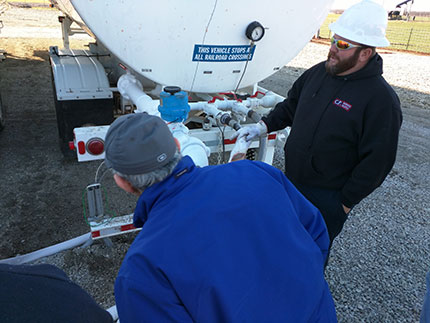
192, 45, 256, 62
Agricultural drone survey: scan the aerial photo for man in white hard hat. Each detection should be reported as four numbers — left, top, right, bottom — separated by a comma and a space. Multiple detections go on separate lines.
233, 0, 402, 252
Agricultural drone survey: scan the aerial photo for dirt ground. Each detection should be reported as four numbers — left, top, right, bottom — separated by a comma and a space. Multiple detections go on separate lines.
1, 6, 430, 322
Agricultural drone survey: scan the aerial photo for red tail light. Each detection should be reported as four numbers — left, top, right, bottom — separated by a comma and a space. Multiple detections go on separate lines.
86, 138, 105, 155
78, 141, 86, 155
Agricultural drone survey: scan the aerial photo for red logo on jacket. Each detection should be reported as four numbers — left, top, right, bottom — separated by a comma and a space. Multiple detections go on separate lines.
333, 99, 352, 111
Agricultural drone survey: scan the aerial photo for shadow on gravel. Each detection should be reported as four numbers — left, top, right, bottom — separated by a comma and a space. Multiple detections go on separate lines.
0, 50, 137, 259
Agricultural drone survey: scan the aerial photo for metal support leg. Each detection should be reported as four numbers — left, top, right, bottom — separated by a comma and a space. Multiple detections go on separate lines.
59, 16, 73, 50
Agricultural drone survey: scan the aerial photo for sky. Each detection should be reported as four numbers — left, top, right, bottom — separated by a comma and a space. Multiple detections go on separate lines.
331, 0, 430, 11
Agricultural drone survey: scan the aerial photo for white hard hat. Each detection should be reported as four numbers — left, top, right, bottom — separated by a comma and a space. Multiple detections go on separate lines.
329, 0, 390, 47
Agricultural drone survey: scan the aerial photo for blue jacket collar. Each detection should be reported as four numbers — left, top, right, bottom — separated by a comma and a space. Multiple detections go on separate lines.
133, 156, 196, 227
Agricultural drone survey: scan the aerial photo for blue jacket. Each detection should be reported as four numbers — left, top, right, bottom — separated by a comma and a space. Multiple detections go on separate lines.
115, 156, 337, 322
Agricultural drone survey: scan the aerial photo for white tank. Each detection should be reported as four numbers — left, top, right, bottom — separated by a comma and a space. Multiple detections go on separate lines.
57, 0, 333, 93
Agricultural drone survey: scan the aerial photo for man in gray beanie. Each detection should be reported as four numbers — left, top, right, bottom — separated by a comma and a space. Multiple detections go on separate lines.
105, 112, 337, 322
104, 112, 179, 196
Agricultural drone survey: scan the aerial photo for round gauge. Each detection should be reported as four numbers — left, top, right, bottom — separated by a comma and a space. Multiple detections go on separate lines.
245, 21, 265, 42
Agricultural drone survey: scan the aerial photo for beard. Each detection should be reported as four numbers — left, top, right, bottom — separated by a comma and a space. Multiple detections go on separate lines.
325, 48, 361, 76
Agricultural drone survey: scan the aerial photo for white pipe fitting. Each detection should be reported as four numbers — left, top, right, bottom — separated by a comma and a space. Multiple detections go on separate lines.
168, 123, 210, 167
180, 136, 211, 167
243, 97, 260, 109
231, 101, 249, 115
189, 101, 207, 111
190, 93, 281, 116
117, 73, 160, 115
190, 101, 249, 118
201, 103, 223, 118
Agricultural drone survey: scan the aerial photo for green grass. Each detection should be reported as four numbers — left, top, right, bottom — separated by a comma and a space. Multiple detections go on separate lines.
319, 13, 430, 54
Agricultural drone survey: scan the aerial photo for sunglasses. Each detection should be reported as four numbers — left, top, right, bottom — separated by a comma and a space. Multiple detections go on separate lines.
330, 37, 362, 50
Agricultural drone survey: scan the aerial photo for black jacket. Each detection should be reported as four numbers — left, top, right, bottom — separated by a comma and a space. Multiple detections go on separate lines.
262, 54, 402, 208
0, 264, 113, 323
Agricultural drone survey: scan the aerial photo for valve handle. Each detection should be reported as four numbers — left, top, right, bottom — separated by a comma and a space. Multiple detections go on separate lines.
164, 86, 181, 95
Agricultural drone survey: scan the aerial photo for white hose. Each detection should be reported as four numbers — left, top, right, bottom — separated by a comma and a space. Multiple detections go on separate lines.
0, 232, 91, 265
106, 305, 119, 321
1, 234, 119, 321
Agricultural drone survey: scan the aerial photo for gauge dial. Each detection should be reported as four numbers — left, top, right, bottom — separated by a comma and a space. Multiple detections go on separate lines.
245, 21, 265, 42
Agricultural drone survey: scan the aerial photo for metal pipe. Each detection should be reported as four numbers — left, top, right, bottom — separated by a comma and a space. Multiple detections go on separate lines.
220, 113, 241, 131
0, 233, 92, 265
247, 109, 261, 123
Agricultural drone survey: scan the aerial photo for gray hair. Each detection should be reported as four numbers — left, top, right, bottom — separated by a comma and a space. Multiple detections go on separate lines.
110, 151, 182, 191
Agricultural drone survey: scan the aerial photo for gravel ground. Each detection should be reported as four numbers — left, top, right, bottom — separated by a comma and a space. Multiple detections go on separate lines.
1, 6, 430, 322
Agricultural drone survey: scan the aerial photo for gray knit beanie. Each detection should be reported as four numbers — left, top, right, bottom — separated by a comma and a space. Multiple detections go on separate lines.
104, 113, 177, 175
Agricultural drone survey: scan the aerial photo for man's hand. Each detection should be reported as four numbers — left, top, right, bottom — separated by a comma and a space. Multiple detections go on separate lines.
228, 137, 252, 162
342, 204, 351, 214
230, 120, 268, 142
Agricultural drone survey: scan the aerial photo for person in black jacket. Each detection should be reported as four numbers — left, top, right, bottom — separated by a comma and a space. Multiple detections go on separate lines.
0, 264, 113, 323
233, 0, 402, 246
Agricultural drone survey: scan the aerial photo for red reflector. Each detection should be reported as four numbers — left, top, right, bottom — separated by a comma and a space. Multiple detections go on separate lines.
69, 141, 75, 151
121, 224, 136, 232
78, 141, 86, 155
224, 138, 236, 145
87, 138, 105, 155
91, 231, 101, 238
224, 133, 276, 145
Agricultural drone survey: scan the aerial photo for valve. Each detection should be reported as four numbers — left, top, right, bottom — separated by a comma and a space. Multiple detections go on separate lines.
158, 86, 190, 123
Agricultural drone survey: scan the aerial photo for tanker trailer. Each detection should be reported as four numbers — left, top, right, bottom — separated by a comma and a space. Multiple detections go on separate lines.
49, 0, 334, 165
